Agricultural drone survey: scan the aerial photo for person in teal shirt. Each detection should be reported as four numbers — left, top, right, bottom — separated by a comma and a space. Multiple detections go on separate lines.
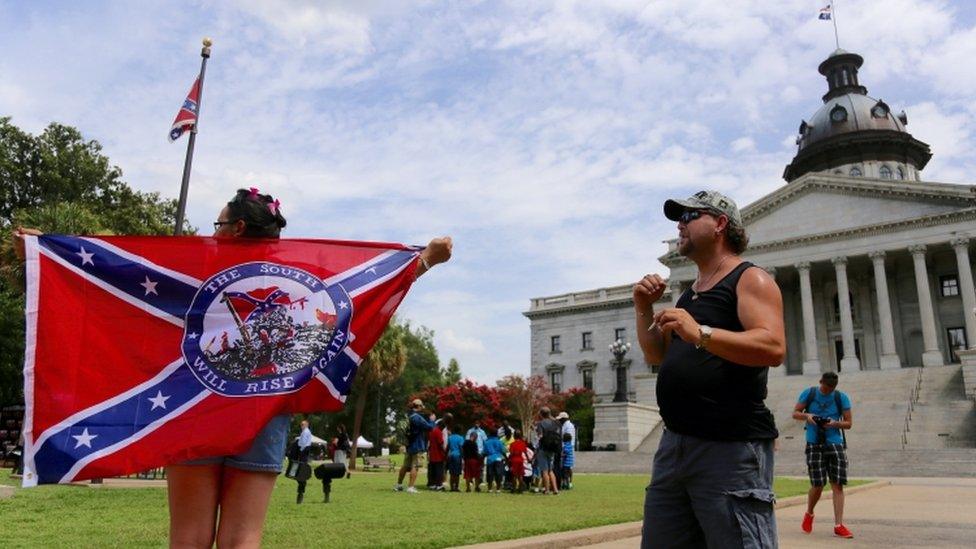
483, 432, 506, 494
445, 414, 464, 492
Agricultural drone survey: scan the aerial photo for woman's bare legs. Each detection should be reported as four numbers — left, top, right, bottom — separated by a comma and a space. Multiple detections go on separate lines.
214, 467, 278, 548
167, 464, 221, 549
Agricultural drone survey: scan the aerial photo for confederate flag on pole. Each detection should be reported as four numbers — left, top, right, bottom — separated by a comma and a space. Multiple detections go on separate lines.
21, 235, 421, 486
169, 78, 200, 142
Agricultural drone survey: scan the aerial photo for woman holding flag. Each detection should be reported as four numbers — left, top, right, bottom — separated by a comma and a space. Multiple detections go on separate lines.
13, 188, 452, 548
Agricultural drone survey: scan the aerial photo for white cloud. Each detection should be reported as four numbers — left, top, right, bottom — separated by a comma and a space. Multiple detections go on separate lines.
731, 137, 756, 153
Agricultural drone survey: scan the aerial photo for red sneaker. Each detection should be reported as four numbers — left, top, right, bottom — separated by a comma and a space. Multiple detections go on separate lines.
834, 524, 854, 538
801, 512, 814, 534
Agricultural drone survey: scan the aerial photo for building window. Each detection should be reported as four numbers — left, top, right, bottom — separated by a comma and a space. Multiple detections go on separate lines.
830, 105, 848, 123
581, 332, 593, 350
879, 165, 892, 179
549, 371, 563, 393
849, 166, 862, 177
614, 328, 626, 343
896, 167, 905, 180
946, 327, 967, 363
832, 292, 857, 323
941, 275, 960, 297
550, 335, 561, 353
581, 368, 593, 391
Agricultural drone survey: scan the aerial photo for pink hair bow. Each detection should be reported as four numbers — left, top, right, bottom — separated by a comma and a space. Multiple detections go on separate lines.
247, 187, 261, 200
268, 199, 280, 215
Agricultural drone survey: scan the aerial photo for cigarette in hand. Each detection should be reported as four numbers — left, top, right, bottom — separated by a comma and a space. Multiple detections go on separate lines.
647, 321, 657, 333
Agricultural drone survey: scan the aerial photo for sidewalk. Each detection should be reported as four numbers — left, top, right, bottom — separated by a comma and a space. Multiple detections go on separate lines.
462, 478, 976, 548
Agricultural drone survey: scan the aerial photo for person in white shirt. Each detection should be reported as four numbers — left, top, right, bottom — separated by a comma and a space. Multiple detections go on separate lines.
557, 412, 576, 446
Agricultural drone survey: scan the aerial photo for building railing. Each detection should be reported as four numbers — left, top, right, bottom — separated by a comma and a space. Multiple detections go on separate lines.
901, 368, 924, 449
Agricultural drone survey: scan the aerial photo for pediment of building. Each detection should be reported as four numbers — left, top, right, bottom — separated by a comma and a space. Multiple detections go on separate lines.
744, 175, 975, 245
659, 174, 976, 267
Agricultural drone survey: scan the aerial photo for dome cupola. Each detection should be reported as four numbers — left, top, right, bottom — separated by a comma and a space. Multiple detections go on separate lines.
783, 49, 931, 182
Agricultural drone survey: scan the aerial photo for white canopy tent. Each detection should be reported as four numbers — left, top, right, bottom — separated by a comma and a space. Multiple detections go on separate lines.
356, 435, 374, 449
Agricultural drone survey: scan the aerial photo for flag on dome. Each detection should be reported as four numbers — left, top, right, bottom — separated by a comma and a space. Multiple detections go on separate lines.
169, 78, 200, 141
819, 4, 832, 20
20, 235, 422, 486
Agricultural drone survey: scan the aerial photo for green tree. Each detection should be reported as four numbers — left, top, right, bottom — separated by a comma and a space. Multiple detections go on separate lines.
0, 117, 190, 407
348, 321, 408, 470
442, 358, 462, 384
0, 117, 188, 235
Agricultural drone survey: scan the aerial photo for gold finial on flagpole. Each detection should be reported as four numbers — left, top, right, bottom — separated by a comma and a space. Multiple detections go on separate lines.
201, 37, 213, 58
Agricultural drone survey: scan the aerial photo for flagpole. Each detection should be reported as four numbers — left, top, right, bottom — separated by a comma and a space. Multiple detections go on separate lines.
173, 38, 212, 236
831, 1, 840, 49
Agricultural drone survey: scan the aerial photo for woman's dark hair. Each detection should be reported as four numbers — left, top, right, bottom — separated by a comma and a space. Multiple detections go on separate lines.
226, 188, 287, 238
502, 425, 512, 438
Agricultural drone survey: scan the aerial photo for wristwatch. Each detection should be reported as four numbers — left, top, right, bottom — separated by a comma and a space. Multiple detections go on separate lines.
695, 325, 713, 349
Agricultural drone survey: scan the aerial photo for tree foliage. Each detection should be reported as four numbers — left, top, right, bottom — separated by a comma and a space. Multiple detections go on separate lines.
413, 379, 509, 433
347, 320, 407, 469
497, 374, 550, 436
0, 117, 191, 407
442, 358, 462, 384
0, 117, 188, 236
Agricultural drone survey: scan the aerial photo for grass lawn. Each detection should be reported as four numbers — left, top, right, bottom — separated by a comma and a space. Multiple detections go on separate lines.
0, 468, 838, 548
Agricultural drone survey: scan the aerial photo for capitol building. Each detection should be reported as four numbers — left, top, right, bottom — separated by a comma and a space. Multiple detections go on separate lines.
525, 49, 976, 435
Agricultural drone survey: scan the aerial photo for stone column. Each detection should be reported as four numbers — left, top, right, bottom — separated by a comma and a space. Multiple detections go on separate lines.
909, 245, 944, 366
796, 262, 822, 375
832, 256, 861, 371
869, 251, 901, 369
669, 280, 683, 307
951, 238, 976, 349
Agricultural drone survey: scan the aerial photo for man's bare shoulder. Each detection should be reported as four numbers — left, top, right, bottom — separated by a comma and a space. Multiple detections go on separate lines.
737, 264, 779, 296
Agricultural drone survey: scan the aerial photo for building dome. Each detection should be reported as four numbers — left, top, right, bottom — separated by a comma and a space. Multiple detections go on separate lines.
783, 50, 931, 182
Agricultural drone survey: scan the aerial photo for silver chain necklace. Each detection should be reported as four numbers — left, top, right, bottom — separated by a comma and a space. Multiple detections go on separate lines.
691, 255, 731, 300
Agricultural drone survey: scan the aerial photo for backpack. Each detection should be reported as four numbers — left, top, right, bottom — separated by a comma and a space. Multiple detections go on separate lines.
803, 387, 847, 449
286, 439, 302, 461
540, 423, 561, 453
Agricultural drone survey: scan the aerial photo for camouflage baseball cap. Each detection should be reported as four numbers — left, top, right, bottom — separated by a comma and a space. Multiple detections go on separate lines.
664, 190, 742, 227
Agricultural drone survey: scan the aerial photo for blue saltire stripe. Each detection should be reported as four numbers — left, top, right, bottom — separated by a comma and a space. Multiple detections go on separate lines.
39, 235, 198, 321
333, 250, 418, 294
32, 364, 202, 484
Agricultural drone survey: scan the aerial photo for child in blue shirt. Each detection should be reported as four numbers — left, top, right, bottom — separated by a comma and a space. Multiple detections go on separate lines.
560, 432, 574, 490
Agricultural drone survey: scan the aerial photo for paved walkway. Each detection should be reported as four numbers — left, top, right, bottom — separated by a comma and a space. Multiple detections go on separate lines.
465, 478, 976, 548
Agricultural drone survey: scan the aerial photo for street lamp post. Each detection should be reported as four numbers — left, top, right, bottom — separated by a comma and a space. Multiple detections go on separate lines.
610, 339, 632, 403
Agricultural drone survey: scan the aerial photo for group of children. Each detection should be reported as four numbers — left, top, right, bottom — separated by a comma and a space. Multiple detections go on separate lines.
438, 425, 575, 494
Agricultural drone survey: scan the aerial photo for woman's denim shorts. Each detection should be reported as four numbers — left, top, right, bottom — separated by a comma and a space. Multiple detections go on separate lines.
183, 414, 290, 473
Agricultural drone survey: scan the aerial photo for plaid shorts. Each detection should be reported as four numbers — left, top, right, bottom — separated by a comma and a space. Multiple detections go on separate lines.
805, 443, 848, 486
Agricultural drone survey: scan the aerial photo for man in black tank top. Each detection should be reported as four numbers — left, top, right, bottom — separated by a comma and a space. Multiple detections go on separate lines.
633, 190, 785, 549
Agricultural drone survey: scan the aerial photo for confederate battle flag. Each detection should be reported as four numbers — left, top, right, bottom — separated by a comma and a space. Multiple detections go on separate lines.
21, 235, 421, 486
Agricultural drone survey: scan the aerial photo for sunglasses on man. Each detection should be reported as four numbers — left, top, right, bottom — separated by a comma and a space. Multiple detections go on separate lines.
677, 209, 721, 224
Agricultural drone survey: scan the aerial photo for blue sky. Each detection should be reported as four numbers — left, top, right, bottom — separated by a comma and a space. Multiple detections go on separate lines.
2, 0, 975, 384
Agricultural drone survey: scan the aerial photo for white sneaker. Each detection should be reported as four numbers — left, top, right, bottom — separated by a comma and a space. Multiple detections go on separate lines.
393, 484, 403, 492
406, 486, 418, 493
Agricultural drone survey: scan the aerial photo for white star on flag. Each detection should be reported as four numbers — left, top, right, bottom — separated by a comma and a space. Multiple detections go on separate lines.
338, 301, 348, 309
365, 267, 377, 275
140, 276, 159, 296
76, 247, 94, 266
72, 428, 98, 449
187, 332, 199, 339
148, 390, 170, 410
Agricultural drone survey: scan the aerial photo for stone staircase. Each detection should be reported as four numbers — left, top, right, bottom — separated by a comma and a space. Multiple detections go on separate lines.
578, 365, 976, 478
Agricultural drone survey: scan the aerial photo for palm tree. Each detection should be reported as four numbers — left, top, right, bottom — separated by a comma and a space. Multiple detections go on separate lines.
348, 321, 407, 470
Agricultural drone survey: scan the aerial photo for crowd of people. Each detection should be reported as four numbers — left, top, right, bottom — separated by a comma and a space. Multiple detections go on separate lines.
394, 399, 576, 495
